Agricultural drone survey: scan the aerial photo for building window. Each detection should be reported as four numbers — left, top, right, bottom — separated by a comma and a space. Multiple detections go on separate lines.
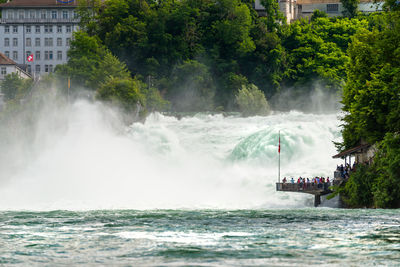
57, 51, 62, 60
30, 11, 35, 19
35, 25, 40, 33
13, 38, 18, 47
44, 38, 53, 47
27, 65, 32, 73
35, 38, 40, 47
13, 51, 18, 60
52, 11, 57, 19
36, 51, 41, 60
44, 25, 53, 33
45, 64, 50, 72
49, 65, 53, 72
63, 10, 68, 19
5, 26, 10, 34
13, 26, 18, 33
26, 38, 31, 47
41, 11, 46, 19
44, 51, 53, 60
66, 38, 71, 46
1, 67, 6, 75
57, 38, 62, 46
26, 51, 31, 59
36, 65, 41, 73
4, 38, 9, 47
7, 12, 13, 19
66, 25, 72, 33
19, 11, 24, 19
26, 26, 31, 33
57, 25, 62, 33
327, 4, 339, 13
5, 51, 10, 58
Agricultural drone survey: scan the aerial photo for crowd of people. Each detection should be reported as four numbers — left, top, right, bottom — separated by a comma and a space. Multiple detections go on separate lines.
282, 176, 331, 190
336, 163, 357, 179
279, 162, 362, 191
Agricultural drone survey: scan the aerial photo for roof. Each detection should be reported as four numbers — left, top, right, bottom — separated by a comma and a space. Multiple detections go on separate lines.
0, 0, 78, 8
0, 52, 17, 65
332, 144, 371, 159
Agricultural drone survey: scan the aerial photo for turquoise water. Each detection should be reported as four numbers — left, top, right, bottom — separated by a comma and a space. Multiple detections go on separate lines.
1, 209, 400, 266
2, 100, 396, 265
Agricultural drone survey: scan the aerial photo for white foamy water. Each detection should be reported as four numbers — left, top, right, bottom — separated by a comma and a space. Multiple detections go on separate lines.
0, 99, 342, 210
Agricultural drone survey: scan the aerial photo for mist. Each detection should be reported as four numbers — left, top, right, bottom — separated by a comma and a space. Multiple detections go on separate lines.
0, 85, 342, 211
269, 83, 342, 114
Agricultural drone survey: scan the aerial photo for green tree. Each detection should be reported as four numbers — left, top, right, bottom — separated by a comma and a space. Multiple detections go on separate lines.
260, 0, 285, 31
142, 86, 170, 112
88, 51, 131, 89
340, 0, 359, 18
56, 31, 106, 89
372, 133, 400, 208
341, 12, 400, 148
281, 16, 368, 98
339, 164, 375, 207
168, 60, 215, 112
1, 73, 32, 101
236, 84, 271, 116
97, 77, 145, 112
311, 10, 328, 21
77, 0, 102, 36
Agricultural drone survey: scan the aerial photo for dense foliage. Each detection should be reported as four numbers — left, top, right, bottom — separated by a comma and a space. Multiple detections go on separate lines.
338, 11, 400, 208
341, 12, 400, 149
236, 84, 270, 116
338, 134, 400, 208
340, 0, 359, 18
1, 73, 32, 102
59, 0, 372, 113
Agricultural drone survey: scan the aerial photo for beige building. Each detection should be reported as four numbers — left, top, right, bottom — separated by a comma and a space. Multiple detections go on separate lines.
297, 0, 383, 18
254, 0, 383, 23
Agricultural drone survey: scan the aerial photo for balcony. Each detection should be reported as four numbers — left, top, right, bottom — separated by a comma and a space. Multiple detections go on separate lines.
0, 18, 80, 24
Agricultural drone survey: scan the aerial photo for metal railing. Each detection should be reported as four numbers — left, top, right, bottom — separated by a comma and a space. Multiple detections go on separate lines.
276, 182, 333, 193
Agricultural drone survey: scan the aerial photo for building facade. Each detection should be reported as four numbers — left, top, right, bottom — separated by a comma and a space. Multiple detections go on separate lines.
297, 0, 383, 18
0, 51, 30, 80
254, 0, 383, 22
0, 0, 79, 76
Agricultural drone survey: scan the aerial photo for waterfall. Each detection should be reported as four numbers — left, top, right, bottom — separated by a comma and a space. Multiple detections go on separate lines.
0, 99, 342, 210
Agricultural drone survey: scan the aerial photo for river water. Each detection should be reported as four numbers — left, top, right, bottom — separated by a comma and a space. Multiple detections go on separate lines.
0, 100, 399, 265
1, 209, 400, 266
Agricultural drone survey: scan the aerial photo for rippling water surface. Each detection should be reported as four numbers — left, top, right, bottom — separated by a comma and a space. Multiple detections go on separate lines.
1, 100, 398, 265
1, 209, 400, 266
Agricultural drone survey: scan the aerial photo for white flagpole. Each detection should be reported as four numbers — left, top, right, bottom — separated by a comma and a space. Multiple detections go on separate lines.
278, 131, 280, 184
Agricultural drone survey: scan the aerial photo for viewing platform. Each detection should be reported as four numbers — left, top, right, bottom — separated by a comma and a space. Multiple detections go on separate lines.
276, 182, 336, 207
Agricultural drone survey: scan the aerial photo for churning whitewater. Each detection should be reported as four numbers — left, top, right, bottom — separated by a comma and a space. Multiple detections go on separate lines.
0, 99, 342, 210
